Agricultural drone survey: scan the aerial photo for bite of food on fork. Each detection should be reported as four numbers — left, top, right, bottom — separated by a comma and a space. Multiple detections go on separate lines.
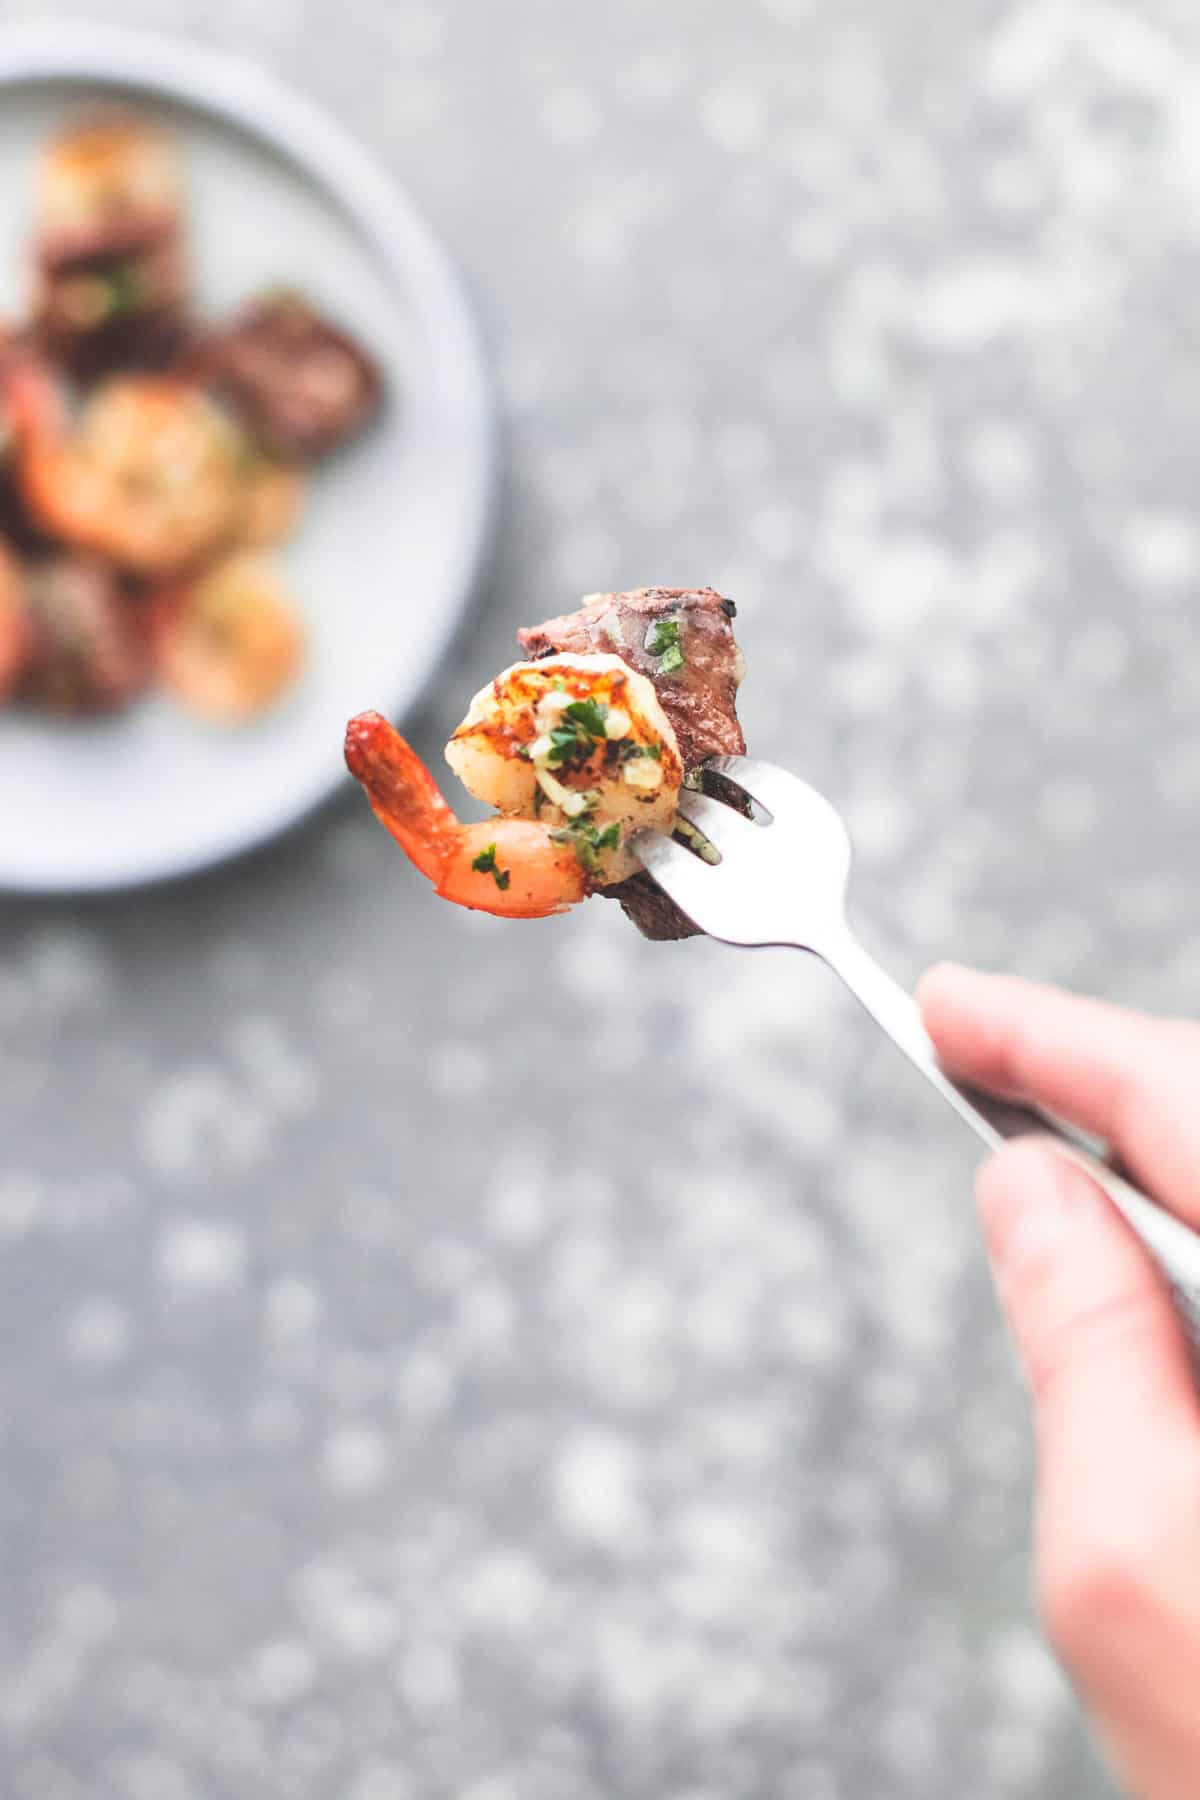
344, 586, 745, 937
345, 593, 1200, 1346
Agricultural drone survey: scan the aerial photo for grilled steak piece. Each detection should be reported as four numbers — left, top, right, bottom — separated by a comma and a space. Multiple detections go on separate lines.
32, 119, 189, 377
19, 557, 148, 714
35, 227, 189, 377
518, 586, 745, 768
196, 291, 382, 459
518, 586, 746, 940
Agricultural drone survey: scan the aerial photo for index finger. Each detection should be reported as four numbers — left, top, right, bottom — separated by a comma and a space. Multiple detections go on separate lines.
918, 964, 1200, 1227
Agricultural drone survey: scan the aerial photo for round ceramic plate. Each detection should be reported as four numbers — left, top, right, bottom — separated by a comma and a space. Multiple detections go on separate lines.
0, 26, 495, 894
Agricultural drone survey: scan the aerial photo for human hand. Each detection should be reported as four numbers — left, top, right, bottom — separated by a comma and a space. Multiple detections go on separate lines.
918, 964, 1200, 1800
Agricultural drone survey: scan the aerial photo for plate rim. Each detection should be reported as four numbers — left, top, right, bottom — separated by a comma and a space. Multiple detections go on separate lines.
0, 21, 498, 897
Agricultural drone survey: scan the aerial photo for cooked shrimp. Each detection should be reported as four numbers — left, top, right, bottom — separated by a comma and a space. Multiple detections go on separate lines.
346, 712, 589, 918
238, 455, 305, 547
150, 553, 304, 720
345, 654, 684, 918
10, 366, 245, 574
37, 117, 179, 240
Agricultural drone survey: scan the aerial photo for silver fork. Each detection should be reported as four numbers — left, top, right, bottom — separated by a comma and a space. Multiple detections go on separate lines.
633, 754, 1200, 1349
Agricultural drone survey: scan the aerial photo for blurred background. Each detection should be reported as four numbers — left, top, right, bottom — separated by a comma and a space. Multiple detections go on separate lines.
7, 0, 1200, 1793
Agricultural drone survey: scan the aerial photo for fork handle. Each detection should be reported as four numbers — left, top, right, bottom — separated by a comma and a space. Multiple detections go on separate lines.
823, 927, 1200, 1349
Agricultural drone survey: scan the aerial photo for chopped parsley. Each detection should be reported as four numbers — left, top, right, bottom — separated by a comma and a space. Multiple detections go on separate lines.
545, 696, 609, 771
471, 843, 511, 890
551, 819, 621, 876
645, 617, 685, 673
603, 738, 661, 768
106, 263, 147, 317
564, 696, 608, 737
528, 688, 666, 830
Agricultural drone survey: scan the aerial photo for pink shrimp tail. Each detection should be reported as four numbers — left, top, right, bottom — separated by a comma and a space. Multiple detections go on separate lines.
344, 709, 588, 920
2, 352, 65, 442
344, 710, 459, 883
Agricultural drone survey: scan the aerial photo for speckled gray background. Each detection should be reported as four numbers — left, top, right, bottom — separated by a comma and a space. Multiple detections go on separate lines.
8, 0, 1200, 1794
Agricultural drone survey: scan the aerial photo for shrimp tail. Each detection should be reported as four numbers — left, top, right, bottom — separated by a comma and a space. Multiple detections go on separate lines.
3, 353, 65, 443
344, 709, 460, 883
344, 708, 589, 920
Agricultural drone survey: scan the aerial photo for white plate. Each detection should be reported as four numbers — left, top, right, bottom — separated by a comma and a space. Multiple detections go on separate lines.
0, 26, 496, 894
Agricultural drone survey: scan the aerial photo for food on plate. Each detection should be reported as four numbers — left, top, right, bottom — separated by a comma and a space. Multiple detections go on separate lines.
19, 555, 148, 713
0, 337, 56, 553
150, 553, 304, 720
238, 454, 305, 548
10, 367, 246, 574
32, 117, 188, 377
345, 587, 745, 938
0, 109, 387, 728
0, 540, 32, 697
196, 290, 382, 459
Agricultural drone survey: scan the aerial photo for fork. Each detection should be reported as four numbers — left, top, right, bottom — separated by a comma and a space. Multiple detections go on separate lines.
632, 755, 1200, 1349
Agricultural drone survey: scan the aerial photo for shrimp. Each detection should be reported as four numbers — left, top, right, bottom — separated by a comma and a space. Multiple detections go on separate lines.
149, 553, 304, 720
346, 712, 588, 918
238, 455, 305, 548
36, 117, 179, 242
345, 654, 684, 919
9, 364, 246, 574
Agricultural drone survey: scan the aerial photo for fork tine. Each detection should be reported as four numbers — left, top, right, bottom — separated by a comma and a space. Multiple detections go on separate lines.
629, 827, 719, 925
708, 755, 827, 822
674, 788, 761, 855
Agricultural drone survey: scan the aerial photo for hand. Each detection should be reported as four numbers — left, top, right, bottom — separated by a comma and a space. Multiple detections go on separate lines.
918, 964, 1200, 1800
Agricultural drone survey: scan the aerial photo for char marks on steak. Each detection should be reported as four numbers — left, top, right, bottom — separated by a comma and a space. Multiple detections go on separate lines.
518, 586, 746, 940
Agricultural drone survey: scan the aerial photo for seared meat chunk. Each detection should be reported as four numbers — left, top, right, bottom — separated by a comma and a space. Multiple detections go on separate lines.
197, 291, 382, 459
19, 556, 148, 713
32, 118, 189, 377
519, 586, 745, 769
519, 586, 746, 939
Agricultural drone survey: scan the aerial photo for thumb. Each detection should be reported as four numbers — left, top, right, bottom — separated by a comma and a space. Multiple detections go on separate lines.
977, 1141, 1200, 1646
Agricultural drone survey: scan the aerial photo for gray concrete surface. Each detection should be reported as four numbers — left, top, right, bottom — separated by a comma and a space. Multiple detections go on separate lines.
8, 0, 1198, 1792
